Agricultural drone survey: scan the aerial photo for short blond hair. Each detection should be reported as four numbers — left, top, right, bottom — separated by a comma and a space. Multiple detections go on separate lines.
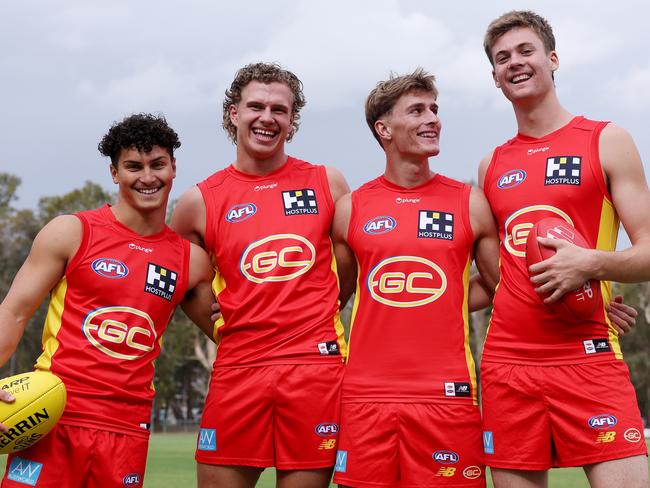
365, 68, 438, 146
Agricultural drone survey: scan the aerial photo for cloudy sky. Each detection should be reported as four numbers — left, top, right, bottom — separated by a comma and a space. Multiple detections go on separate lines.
2, 0, 649, 223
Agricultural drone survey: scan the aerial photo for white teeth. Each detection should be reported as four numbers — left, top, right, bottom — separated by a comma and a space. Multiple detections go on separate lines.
253, 128, 276, 137
512, 74, 531, 83
137, 188, 159, 194
418, 132, 438, 138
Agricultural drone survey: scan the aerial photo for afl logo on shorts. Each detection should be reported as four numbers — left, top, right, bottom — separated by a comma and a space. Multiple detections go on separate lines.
367, 256, 447, 308
504, 205, 573, 257
432, 450, 459, 465
122, 473, 142, 487
240, 234, 316, 283
83, 306, 157, 360
497, 169, 526, 189
588, 414, 618, 430
364, 216, 396, 235
225, 203, 257, 223
92, 258, 129, 279
315, 423, 339, 437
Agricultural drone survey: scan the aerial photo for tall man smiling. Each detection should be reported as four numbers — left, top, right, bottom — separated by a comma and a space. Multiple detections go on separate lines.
171, 63, 352, 488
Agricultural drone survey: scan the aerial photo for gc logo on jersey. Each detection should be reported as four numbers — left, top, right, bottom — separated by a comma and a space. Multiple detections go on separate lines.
418, 210, 454, 240
282, 189, 318, 215
367, 256, 447, 308
503, 205, 573, 257
240, 234, 315, 283
364, 216, 396, 235
225, 203, 257, 223
545, 156, 582, 185
144, 263, 177, 301
497, 169, 526, 189
83, 306, 157, 360
92, 258, 129, 279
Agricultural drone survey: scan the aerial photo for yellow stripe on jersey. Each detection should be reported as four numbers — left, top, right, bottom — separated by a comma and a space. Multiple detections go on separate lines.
329, 240, 348, 360
595, 197, 623, 359
212, 268, 227, 346
462, 257, 478, 405
345, 257, 362, 364
35, 277, 67, 372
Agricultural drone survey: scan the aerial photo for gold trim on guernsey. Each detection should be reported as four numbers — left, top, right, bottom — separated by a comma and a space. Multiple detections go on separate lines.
329, 240, 348, 360
211, 268, 227, 346
595, 196, 623, 359
462, 257, 479, 405
35, 277, 67, 372
345, 257, 363, 364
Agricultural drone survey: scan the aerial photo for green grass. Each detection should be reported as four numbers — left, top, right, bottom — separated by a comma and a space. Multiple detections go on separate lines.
1, 433, 648, 487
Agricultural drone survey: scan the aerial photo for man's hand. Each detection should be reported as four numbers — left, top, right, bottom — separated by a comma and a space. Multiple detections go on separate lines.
210, 301, 221, 323
607, 295, 637, 336
529, 237, 598, 303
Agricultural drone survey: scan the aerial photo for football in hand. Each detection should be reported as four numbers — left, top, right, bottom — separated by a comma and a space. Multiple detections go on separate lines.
525, 217, 601, 320
0, 371, 66, 454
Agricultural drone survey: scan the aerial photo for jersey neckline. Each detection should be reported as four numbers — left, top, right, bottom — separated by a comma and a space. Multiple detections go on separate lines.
515, 116, 584, 144
377, 173, 441, 193
99, 204, 171, 242
226, 156, 296, 181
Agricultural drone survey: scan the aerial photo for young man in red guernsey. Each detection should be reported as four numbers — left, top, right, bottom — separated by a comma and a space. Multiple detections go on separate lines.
170, 63, 352, 488
331, 69, 500, 488
479, 11, 650, 488
0, 114, 215, 487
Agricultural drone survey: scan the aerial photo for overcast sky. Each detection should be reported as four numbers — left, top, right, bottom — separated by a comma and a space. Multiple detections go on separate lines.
2, 0, 649, 227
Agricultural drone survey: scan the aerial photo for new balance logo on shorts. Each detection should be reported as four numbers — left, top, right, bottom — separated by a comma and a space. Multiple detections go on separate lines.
317, 341, 340, 356
7, 457, 43, 486
198, 428, 217, 451
545, 156, 581, 185
335, 450, 347, 472
583, 338, 611, 355
282, 189, 318, 215
144, 263, 177, 301
418, 210, 454, 240
444, 382, 470, 397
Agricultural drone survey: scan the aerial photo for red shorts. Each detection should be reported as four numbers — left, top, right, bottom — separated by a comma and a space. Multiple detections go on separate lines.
333, 402, 486, 487
481, 360, 648, 470
1, 423, 149, 487
196, 362, 344, 469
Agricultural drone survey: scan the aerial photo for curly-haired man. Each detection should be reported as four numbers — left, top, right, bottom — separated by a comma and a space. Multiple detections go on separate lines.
0, 113, 215, 487
171, 63, 353, 488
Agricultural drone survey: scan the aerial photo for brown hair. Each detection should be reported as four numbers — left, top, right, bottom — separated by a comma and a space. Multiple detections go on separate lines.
484, 11, 555, 66
365, 68, 438, 146
222, 62, 306, 144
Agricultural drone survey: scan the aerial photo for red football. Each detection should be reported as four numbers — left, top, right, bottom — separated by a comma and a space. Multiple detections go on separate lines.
525, 217, 601, 320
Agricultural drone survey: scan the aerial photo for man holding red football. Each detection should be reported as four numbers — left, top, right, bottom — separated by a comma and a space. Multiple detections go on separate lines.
479, 10, 650, 488
0, 114, 215, 487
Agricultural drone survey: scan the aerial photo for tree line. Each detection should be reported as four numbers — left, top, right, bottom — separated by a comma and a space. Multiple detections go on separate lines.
0, 173, 647, 430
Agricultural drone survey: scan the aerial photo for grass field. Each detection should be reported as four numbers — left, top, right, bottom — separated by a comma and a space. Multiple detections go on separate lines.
2, 433, 649, 487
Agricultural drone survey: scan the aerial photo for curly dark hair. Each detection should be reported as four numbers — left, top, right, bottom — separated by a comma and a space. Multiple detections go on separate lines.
98, 113, 181, 166
222, 62, 306, 144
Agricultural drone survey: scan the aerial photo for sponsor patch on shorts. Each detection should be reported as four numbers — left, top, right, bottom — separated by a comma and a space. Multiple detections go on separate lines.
7, 457, 43, 486
483, 431, 494, 455
198, 428, 217, 451
335, 450, 347, 472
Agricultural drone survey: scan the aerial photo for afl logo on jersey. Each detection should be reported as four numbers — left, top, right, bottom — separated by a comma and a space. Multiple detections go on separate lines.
497, 169, 526, 189
91, 258, 129, 279
504, 205, 573, 257
364, 216, 396, 235
225, 203, 257, 223
240, 234, 316, 283
367, 256, 447, 308
83, 306, 157, 360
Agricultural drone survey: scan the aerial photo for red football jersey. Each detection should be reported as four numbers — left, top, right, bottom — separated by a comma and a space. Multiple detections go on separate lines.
198, 157, 346, 367
483, 116, 621, 364
35, 205, 190, 436
343, 175, 477, 404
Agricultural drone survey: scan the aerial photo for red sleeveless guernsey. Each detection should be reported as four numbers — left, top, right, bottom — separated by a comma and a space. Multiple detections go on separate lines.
483, 116, 621, 364
343, 174, 477, 404
198, 157, 346, 367
35, 205, 190, 437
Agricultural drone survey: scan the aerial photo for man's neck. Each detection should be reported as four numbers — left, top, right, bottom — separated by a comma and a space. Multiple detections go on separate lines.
111, 202, 167, 236
233, 149, 288, 176
384, 155, 435, 188
513, 90, 574, 138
